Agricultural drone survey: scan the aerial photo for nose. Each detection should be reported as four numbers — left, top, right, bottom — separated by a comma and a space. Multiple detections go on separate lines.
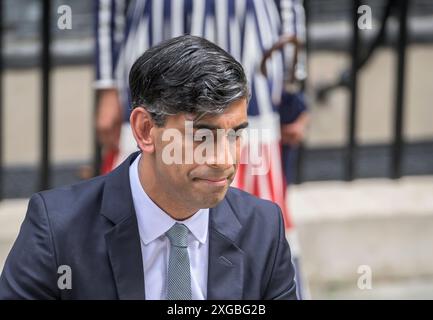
207, 132, 237, 170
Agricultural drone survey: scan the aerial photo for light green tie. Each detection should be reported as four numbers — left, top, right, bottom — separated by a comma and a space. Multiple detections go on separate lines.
166, 223, 192, 300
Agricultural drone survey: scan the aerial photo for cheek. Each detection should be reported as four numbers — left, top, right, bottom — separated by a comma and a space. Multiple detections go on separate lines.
165, 164, 195, 186
231, 140, 242, 164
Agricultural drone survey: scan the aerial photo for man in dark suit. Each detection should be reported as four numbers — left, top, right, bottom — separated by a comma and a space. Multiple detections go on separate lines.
0, 35, 297, 300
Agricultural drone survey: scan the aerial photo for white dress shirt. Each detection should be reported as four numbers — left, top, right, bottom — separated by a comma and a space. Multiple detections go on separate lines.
129, 153, 209, 300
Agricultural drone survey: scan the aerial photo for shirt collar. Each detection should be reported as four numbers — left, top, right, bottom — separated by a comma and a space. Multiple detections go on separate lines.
129, 153, 209, 245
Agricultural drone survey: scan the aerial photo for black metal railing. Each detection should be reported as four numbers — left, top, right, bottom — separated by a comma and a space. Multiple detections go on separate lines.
391, 0, 409, 179
346, 0, 361, 182
40, 0, 52, 192
300, 0, 411, 183
0, 0, 4, 200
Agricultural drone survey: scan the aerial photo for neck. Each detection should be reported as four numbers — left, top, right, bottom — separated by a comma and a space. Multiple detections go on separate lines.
137, 156, 197, 221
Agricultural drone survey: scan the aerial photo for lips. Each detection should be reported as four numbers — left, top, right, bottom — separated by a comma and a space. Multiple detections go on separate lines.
193, 176, 228, 187
199, 177, 227, 182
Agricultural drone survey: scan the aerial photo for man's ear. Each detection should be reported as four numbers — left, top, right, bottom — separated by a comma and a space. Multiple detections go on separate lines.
130, 107, 156, 154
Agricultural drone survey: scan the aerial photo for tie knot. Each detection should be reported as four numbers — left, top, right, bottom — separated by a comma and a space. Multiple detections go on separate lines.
166, 223, 189, 247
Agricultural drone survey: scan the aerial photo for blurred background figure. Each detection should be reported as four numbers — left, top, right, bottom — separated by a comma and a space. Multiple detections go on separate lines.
1, 0, 433, 299
279, 89, 309, 184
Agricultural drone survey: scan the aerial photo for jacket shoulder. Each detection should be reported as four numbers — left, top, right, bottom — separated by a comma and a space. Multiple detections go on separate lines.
35, 174, 108, 227
38, 174, 106, 204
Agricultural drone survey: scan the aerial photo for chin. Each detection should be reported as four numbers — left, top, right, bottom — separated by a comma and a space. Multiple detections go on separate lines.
197, 191, 227, 208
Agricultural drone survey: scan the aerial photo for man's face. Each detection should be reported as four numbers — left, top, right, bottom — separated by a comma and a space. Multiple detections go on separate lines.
151, 99, 248, 210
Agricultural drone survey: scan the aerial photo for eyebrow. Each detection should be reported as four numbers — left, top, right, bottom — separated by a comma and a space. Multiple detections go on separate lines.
192, 121, 249, 131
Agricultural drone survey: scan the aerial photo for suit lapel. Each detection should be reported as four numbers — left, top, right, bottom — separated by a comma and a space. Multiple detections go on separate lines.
105, 215, 144, 299
101, 152, 145, 300
207, 197, 245, 300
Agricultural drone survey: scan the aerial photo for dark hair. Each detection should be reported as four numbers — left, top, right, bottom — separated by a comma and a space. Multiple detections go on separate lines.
129, 35, 249, 126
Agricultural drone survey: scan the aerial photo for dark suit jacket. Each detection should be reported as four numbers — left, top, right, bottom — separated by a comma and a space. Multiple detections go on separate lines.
0, 152, 297, 300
